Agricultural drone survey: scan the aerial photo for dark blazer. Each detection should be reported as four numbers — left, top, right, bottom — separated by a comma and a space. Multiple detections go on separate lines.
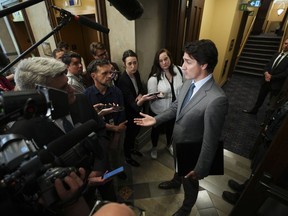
155, 78, 228, 178
117, 70, 144, 120
263, 52, 288, 91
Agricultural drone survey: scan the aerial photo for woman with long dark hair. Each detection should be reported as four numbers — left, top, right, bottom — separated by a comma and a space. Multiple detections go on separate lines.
147, 48, 184, 159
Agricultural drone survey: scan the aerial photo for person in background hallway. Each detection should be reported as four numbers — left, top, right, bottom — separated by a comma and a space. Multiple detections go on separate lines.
134, 40, 228, 216
117, 49, 156, 167
90, 42, 120, 86
242, 38, 288, 114
57, 41, 70, 51
0, 51, 15, 91
52, 48, 65, 60
57, 41, 87, 79
62, 51, 86, 93
84, 59, 128, 179
147, 48, 184, 159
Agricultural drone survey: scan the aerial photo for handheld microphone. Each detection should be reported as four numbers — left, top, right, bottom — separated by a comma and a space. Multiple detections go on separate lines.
46, 119, 97, 157
52, 6, 110, 34
107, 0, 144, 20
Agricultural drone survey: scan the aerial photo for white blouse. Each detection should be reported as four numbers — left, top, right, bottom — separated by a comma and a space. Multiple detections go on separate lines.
147, 65, 184, 114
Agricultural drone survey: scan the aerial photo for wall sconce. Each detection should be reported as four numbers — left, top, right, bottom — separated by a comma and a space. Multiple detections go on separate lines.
277, 2, 286, 16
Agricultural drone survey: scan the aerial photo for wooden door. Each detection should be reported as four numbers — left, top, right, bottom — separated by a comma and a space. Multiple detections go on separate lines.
184, 0, 204, 45
166, 0, 204, 65
251, 0, 272, 35
6, 10, 39, 58
45, 0, 109, 65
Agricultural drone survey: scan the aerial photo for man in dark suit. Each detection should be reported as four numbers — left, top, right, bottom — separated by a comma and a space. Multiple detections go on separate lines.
243, 38, 288, 114
134, 40, 228, 216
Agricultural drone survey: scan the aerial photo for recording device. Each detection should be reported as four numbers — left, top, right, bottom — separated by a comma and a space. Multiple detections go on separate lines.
0, 84, 69, 128
0, 119, 98, 207
96, 104, 125, 112
108, 0, 144, 20
0, 0, 144, 21
0, 86, 99, 208
102, 166, 124, 180
147, 92, 165, 99
0, 0, 44, 18
147, 92, 161, 96
51, 5, 110, 34
37, 167, 77, 207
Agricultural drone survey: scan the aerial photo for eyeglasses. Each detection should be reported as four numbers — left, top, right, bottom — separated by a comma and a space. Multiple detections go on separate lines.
89, 200, 145, 216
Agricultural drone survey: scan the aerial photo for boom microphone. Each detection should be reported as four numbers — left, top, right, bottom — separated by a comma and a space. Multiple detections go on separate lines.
46, 119, 97, 157
107, 0, 144, 20
51, 6, 110, 34
0, 0, 44, 18
75, 15, 110, 34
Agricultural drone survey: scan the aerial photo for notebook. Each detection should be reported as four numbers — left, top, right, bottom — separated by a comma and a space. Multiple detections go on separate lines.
176, 140, 224, 176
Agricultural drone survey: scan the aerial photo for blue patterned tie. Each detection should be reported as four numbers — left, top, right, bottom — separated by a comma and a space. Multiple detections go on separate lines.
61, 117, 74, 133
181, 83, 195, 111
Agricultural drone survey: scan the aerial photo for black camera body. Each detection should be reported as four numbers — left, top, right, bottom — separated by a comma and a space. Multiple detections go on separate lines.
37, 167, 77, 207
0, 85, 98, 209
0, 84, 69, 130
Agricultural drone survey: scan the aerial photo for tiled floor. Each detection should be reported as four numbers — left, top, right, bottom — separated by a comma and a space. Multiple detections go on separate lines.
115, 135, 252, 216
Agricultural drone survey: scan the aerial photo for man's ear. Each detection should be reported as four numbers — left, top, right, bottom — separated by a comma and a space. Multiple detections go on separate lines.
201, 63, 208, 70
90, 72, 96, 79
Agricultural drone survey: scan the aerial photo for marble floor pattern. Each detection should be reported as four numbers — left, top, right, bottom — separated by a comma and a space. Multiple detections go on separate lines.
114, 135, 252, 216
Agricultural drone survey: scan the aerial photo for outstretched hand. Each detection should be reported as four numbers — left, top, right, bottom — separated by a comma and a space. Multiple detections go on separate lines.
134, 112, 156, 127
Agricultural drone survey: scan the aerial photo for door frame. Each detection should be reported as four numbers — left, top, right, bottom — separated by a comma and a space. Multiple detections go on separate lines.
165, 0, 204, 65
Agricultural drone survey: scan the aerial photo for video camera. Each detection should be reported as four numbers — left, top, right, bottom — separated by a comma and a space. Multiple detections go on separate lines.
0, 86, 99, 208
0, 85, 69, 130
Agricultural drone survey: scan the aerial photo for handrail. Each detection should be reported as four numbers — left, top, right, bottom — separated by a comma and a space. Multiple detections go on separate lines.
238, 15, 257, 58
279, 18, 288, 52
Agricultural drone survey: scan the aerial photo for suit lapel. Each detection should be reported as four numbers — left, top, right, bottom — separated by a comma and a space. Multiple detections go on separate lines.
177, 78, 214, 120
274, 54, 288, 69
124, 72, 137, 97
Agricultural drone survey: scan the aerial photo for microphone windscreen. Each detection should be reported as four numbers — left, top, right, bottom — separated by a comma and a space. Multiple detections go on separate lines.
46, 119, 97, 156
108, 0, 144, 20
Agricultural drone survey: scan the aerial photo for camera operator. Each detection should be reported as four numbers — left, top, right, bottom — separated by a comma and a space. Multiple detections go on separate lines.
5, 57, 117, 209
0, 167, 90, 216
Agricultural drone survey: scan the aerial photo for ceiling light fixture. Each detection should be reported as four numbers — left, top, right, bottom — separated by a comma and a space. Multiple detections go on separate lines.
277, 2, 286, 16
